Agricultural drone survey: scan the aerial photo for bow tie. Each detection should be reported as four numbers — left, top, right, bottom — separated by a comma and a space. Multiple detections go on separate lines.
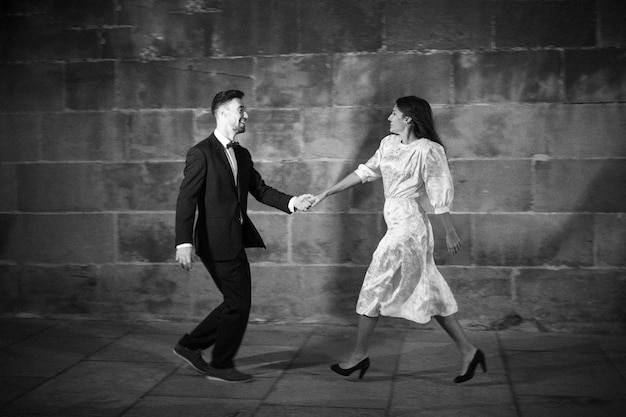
226, 141, 239, 148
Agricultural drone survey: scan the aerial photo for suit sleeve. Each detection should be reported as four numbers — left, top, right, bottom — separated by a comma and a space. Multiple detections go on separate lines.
247, 158, 293, 214
175, 147, 206, 246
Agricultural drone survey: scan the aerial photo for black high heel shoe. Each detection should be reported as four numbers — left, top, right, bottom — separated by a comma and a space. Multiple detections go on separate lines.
454, 349, 486, 383
330, 357, 370, 380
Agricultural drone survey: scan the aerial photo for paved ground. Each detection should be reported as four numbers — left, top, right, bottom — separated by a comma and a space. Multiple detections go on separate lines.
0, 318, 625, 417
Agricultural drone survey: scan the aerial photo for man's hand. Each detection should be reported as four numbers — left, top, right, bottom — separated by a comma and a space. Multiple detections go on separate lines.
176, 246, 194, 270
294, 194, 315, 211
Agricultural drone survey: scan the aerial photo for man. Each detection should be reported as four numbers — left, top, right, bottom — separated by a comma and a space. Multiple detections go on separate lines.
173, 90, 313, 382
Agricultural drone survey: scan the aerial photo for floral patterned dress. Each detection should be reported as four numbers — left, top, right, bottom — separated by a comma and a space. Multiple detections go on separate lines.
354, 135, 458, 323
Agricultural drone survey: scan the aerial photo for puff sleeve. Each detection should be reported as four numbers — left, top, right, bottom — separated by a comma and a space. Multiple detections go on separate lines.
422, 144, 454, 214
355, 143, 383, 183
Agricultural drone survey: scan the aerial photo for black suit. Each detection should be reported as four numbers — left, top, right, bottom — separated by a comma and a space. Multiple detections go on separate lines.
175, 133, 293, 368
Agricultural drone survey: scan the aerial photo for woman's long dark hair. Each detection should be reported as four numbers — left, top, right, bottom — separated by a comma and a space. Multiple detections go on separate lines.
395, 96, 444, 150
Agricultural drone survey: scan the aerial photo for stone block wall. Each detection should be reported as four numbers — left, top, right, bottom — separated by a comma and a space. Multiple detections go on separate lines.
1, 0, 625, 333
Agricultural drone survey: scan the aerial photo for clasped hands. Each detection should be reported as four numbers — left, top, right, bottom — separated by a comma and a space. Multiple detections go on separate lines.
293, 192, 325, 212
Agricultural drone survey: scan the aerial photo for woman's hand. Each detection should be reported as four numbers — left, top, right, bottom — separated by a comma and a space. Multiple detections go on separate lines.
445, 228, 462, 255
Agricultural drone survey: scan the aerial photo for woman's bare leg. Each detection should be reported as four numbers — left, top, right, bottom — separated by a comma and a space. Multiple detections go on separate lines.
435, 313, 477, 375
340, 314, 379, 368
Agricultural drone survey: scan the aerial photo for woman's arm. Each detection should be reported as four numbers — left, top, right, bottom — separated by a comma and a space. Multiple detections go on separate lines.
312, 172, 362, 207
438, 212, 462, 254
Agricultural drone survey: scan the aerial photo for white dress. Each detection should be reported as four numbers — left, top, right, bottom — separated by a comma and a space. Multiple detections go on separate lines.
354, 135, 458, 323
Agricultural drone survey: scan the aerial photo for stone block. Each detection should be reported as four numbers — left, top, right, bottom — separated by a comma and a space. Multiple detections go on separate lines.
18, 265, 100, 316
41, 112, 127, 161
292, 213, 385, 264
473, 214, 594, 267
543, 104, 626, 157
332, 53, 453, 106
599, 0, 626, 47
0, 164, 17, 211
0, 113, 41, 162
245, 213, 289, 264
126, 110, 195, 159
515, 268, 626, 331
255, 55, 332, 108
494, 0, 595, 48
249, 265, 306, 320
214, 0, 298, 56
0, 213, 116, 263
117, 59, 254, 109
454, 51, 562, 103
595, 214, 626, 266
385, 0, 491, 50
0, 265, 20, 313
439, 266, 514, 328
534, 159, 626, 212
429, 214, 472, 266
352, 180, 386, 214
117, 213, 175, 263
564, 49, 626, 103
17, 163, 105, 212
66, 62, 116, 110
1, 63, 64, 112
98, 264, 192, 319
103, 162, 183, 211
437, 104, 548, 158
101, 27, 136, 59
1, 15, 64, 61
450, 159, 532, 212
250, 265, 368, 322
240, 109, 303, 160
50, 0, 117, 27
300, 0, 383, 53
59, 28, 102, 60
303, 106, 389, 159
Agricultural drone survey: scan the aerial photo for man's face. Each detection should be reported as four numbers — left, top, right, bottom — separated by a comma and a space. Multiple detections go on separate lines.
220, 98, 248, 134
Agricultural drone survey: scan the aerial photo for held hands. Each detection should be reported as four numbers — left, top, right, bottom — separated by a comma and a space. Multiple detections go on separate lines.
294, 192, 327, 212
294, 194, 316, 211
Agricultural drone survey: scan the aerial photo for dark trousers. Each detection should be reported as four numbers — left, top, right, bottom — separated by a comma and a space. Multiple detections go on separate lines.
179, 249, 251, 369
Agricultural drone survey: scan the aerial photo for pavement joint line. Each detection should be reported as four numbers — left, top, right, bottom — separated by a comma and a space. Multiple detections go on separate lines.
496, 331, 522, 417
117, 362, 185, 417
384, 328, 408, 417
249, 324, 318, 417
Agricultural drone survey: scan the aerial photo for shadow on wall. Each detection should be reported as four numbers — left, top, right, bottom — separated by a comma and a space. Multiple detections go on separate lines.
322, 105, 390, 322
519, 154, 626, 331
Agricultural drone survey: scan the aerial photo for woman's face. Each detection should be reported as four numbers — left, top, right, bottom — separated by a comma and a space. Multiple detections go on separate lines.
388, 105, 407, 135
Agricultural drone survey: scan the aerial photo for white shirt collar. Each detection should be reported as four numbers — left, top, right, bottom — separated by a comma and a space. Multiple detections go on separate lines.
214, 129, 235, 148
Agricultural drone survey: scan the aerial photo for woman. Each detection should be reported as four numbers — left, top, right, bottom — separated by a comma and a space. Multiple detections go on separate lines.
312, 96, 485, 383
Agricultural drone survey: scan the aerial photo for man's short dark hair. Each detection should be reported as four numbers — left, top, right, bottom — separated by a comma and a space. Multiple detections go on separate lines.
211, 90, 244, 115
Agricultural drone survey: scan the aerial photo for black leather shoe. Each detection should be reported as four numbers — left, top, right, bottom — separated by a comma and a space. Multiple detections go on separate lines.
454, 349, 487, 383
330, 357, 370, 380
173, 343, 210, 374
205, 366, 254, 383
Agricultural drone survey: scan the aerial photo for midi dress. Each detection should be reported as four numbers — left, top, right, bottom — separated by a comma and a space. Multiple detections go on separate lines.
354, 135, 458, 323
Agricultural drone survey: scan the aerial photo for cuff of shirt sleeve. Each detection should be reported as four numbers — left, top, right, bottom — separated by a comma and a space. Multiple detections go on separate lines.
288, 197, 296, 213
354, 169, 368, 183
176, 243, 193, 249
433, 207, 450, 214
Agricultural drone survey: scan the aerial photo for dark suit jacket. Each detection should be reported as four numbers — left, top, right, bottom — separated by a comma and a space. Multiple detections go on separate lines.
175, 134, 293, 261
